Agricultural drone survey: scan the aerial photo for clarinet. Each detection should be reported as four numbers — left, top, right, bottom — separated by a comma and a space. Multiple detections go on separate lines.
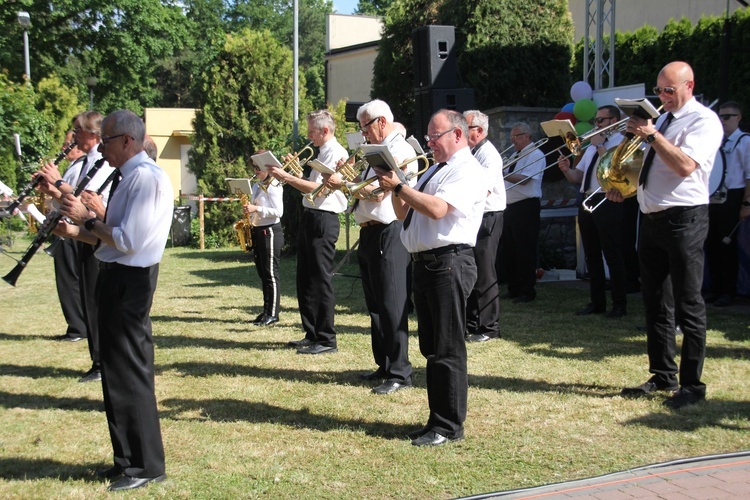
1, 142, 76, 219
44, 168, 119, 257
2, 158, 106, 287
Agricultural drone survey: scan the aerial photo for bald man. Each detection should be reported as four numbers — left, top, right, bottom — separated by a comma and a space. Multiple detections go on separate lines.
608, 61, 722, 409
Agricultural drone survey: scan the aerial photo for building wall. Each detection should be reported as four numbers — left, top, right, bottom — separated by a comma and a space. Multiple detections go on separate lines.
326, 14, 383, 51
143, 108, 198, 202
327, 46, 380, 105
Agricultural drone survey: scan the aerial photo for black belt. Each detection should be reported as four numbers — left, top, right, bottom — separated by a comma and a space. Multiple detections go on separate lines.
644, 205, 701, 220
483, 210, 503, 218
411, 244, 472, 262
99, 261, 154, 273
304, 207, 337, 215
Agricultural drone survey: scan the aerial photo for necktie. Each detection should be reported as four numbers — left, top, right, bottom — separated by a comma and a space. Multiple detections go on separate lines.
582, 150, 600, 193
507, 152, 518, 174
639, 112, 674, 188
75, 158, 88, 185
403, 162, 447, 230
103, 171, 122, 223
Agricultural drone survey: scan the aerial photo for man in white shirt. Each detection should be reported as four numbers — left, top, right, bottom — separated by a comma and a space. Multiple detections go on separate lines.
56, 109, 173, 491
704, 101, 750, 307
502, 123, 545, 303
463, 110, 505, 342
267, 110, 347, 355
609, 61, 723, 409
377, 109, 485, 446
558, 105, 629, 318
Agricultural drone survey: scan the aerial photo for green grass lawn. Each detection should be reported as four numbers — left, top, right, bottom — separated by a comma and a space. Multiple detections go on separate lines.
1, 232, 748, 498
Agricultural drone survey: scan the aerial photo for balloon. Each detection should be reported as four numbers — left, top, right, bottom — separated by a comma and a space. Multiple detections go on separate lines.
575, 121, 594, 136
573, 98, 597, 122
570, 81, 593, 102
561, 102, 575, 113
554, 111, 576, 124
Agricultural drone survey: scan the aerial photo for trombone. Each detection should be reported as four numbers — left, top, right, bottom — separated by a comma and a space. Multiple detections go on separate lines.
304, 148, 364, 203
258, 141, 315, 192
345, 153, 433, 200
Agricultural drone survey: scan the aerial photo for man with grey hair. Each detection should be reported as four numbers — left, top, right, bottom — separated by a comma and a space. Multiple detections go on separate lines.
462, 110, 506, 342
502, 122, 545, 303
56, 109, 173, 491
268, 109, 347, 355
376, 109, 486, 446
324, 99, 417, 394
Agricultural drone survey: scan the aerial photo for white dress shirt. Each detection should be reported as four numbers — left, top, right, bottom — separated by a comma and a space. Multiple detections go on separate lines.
95, 151, 174, 267
638, 97, 723, 213
400, 147, 486, 253
78, 146, 116, 204
302, 138, 348, 213
354, 130, 418, 224
251, 181, 283, 226
504, 143, 545, 205
722, 128, 750, 188
473, 139, 506, 212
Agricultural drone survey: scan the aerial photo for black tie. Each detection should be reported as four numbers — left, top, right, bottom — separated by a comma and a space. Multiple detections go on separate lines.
582, 150, 600, 193
103, 171, 122, 223
75, 157, 88, 185
639, 113, 674, 188
507, 152, 518, 173
403, 162, 447, 230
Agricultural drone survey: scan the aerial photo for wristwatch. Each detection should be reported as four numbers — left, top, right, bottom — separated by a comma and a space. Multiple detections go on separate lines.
394, 183, 405, 197
645, 132, 658, 144
54, 179, 65, 189
84, 217, 98, 231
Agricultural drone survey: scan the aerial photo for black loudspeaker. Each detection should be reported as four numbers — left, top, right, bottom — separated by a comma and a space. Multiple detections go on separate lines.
412, 25, 458, 89
345, 101, 365, 123
413, 88, 476, 141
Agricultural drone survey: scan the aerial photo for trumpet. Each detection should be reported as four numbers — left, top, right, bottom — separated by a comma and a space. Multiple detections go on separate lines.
1, 141, 76, 219
258, 141, 315, 192
304, 148, 363, 203
345, 153, 432, 200
501, 138, 549, 174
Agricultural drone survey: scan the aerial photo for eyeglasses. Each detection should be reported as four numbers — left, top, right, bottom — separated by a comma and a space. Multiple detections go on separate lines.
101, 134, 126, 145
359, 116, 381, 133
652, 80, 688, 96
511, 132, 529, 139
424, 128, 455, 143
468, 125, 480, 130
594, 116, 614, 124
719, 113, 739, 120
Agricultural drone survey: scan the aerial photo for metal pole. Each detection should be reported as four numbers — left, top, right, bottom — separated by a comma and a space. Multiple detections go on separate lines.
293, 0, 299, 141
22, 30, 30, 82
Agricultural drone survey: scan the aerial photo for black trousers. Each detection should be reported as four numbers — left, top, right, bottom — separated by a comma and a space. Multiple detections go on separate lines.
706, 188, 744, 297
252, 222, 283, 318
358, 221, 412, 383
639, 205, 708, 395
502, 197, 540, 298
578, 197, 627, 310
78, 242, 101, 370
97, 264, 165, 478
413, 248, 476, 438
296, 209, 339, 347
53, 237, 86, 338
467, 211, 503, 336
621, 197, 641, 291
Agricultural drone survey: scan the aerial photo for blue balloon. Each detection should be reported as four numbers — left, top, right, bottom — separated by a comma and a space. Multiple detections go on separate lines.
562, 102, 575, 113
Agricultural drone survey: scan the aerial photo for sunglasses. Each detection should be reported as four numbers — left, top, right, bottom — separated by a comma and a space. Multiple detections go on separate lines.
594, 117, 614, 124
653, 80, 688, 96
719, 114, 739, 120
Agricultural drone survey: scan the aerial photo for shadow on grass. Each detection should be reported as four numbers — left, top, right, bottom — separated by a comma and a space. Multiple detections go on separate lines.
468, 374, 618, 396
623, 401, 750, 432
159, 397, 417, 440
0, 457, 100, 482
0, 363, 82, 380
0, 391, 103, 412
0, 332, 46, 342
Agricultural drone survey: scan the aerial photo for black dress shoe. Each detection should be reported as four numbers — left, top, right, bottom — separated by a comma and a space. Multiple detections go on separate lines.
663, 387, 705, 409
411, 430, 464, 447
621, 378, 678, 397
465, 333, 492, 343
297, 343, 338, 355
372, 380, 412, 395
96, 465, 124, 480
257, 315, 279, 326
407, 425, 430, 440
252, 313, 266, 323
79, 368, 102, 383
55, 334, 84, 342
606, 305, 627, 318
575, 303, 605, 316
288, 338, 314, 348
108, 474, 166, 492
360, 368, 386, 381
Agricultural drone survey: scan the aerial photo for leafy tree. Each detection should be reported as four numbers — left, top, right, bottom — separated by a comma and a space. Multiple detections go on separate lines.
189, 28, 311, 245
372, 0, 574, 130
355, 0, 396, 16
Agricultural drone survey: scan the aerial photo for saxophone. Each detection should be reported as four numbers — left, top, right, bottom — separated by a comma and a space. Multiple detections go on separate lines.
234, 191, 253, 253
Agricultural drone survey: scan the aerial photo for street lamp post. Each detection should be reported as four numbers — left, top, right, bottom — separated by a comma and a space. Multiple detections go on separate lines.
17, 11, 31, 83
87, 77, 98, 110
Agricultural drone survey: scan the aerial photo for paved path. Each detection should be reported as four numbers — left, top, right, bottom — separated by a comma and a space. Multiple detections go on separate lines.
461, 452, 750, 499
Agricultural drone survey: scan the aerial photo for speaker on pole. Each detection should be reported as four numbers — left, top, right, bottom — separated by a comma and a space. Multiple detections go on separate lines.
412, 25, 458, 89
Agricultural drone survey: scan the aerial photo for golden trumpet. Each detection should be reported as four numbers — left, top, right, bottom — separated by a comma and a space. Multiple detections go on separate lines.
304, 148, 363, 203
345, 154, 432, 201
258, 141, 315, 192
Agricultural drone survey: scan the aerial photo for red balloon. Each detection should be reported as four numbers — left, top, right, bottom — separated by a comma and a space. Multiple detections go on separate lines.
554, 111, 577, 124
